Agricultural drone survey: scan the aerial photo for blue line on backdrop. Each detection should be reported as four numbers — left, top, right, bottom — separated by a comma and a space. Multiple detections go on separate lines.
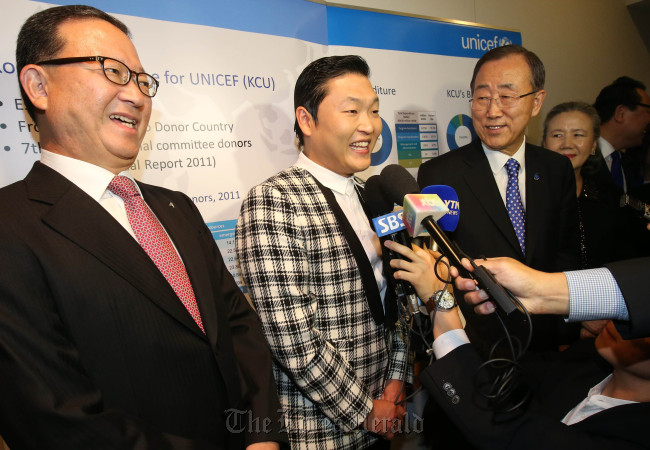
327, 6, 521, 58
37, 0, 520, 57
37, 0, 329, 44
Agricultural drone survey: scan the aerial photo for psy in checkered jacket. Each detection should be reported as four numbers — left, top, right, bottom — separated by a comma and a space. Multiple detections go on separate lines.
236, 56, 412, 449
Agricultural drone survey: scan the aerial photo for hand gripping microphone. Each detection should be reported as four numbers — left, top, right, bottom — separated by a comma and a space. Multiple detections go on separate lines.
402, 192, 520, 315
366, 175, 417, 325
410, 189, 529, 415
370, 165, 438, 320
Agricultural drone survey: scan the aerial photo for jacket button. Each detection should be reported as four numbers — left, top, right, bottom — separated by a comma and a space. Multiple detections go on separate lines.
451, 395, 460, 404
447, 388, 456, 397
443, 382, 452, 391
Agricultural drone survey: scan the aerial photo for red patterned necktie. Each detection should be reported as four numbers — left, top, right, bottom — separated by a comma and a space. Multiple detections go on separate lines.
108, 176, 205, 333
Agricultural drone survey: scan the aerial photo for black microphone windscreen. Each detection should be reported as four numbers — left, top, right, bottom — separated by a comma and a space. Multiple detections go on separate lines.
380, 164, 419, 205
365, 175, 393, 217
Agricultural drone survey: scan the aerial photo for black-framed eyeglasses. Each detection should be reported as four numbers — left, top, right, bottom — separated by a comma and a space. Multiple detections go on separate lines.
635, 102, 650, 109
35, 56, 159, 97
469, 91, 539, 111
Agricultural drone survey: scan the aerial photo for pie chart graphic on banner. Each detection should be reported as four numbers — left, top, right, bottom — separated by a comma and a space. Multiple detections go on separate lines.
446, 114, 476, 150
371, 117, 393, 166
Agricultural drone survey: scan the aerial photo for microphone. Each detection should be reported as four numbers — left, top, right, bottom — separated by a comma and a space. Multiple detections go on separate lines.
402, 193, 520, 315
365, 175, 393, 218
374, 165, 429, 320
421, 185, 460, 232
366, 173, 411, 268
365, 175, 412, 325
380, 164, 419, 206
402, 194, 448, 236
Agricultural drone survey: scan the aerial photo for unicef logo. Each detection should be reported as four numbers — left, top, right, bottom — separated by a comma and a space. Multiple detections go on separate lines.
461, 34, 515, 51
498, 37, 512, 47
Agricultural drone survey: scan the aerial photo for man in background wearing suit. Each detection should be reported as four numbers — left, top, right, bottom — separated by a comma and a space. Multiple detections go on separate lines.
594, 76, 650, 194
236, 55, 410, 449
417, 45, 579, 355
593, 77, 650, 260
0, 5, 283, 449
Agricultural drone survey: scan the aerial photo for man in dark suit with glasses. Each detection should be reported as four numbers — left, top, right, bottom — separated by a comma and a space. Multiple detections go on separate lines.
0, 5, 283, 449
417, 45, 579, 356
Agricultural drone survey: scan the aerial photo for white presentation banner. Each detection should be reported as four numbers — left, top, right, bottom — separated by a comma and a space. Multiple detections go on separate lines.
0, 0, 520, 288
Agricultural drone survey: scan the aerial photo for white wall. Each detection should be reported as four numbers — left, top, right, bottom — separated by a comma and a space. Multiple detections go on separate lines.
329, 0, 650, 144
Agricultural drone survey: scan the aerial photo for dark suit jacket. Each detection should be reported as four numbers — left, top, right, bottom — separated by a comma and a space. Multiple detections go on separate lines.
608, 257, 650, 339
0, 162, 283, 449
417, 140, 580, 353
420, 340, 649, 449
589, 160, 650, 263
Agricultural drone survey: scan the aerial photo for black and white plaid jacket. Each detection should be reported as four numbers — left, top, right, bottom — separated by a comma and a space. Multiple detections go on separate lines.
236, 167, 410, 449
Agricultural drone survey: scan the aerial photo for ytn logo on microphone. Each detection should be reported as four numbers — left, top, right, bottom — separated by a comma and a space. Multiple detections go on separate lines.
444, 200, 459, 214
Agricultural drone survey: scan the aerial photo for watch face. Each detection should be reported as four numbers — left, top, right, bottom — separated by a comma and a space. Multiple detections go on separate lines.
436, 291, 455, 310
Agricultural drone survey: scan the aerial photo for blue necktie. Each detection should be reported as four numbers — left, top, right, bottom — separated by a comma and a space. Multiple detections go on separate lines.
505, 158, 526, 255
610, 151, 624, 190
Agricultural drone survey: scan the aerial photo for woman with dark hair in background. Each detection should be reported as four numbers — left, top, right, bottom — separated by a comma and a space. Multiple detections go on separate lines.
542, 102, 624, 269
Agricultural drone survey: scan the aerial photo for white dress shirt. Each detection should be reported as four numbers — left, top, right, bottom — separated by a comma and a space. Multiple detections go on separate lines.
293, 152, 387, 305
40, 150, 141, 240
39, 150, 181, 260
562, 374, 637, 425
599, 136, 627, 192
565, 268, 629, 322
599, 136, 616, 170
432, 328, 471, 359
482, 138, 527, 209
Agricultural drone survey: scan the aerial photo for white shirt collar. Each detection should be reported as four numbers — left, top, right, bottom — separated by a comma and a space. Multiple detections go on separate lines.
562, 374, 637, 425
292, 151, 385, 303
40, 149, 138, 200
293, 151, 355, 196
599, 136, 616, 159
482, 137, 526, 175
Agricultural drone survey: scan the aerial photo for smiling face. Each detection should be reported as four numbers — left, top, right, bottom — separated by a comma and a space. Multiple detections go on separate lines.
543, 111, 597, 171
297, 73, 381, 177
25, 18, 152, 174
471, 54, 545, 156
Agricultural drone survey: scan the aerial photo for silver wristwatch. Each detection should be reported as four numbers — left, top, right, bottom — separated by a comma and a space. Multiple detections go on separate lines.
426, 290, 456, 312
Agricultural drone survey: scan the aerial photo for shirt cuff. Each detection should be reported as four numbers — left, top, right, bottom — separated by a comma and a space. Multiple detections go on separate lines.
565, 268, 629, 322
432, 328, 470, 359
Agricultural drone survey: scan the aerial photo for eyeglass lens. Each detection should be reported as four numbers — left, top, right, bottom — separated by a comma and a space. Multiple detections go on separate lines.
102, 58, 157, 97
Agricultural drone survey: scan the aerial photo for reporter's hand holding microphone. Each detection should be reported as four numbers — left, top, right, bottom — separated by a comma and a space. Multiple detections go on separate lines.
385, 241, 463, 338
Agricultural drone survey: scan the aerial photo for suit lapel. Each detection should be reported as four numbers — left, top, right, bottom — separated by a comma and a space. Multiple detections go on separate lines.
523, 144, 544, 265
311, 177, 385, 325
462, 142, 523, 257
26, 163, 205, 338
140, 184, 219, 340
356, 181, 398, 326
